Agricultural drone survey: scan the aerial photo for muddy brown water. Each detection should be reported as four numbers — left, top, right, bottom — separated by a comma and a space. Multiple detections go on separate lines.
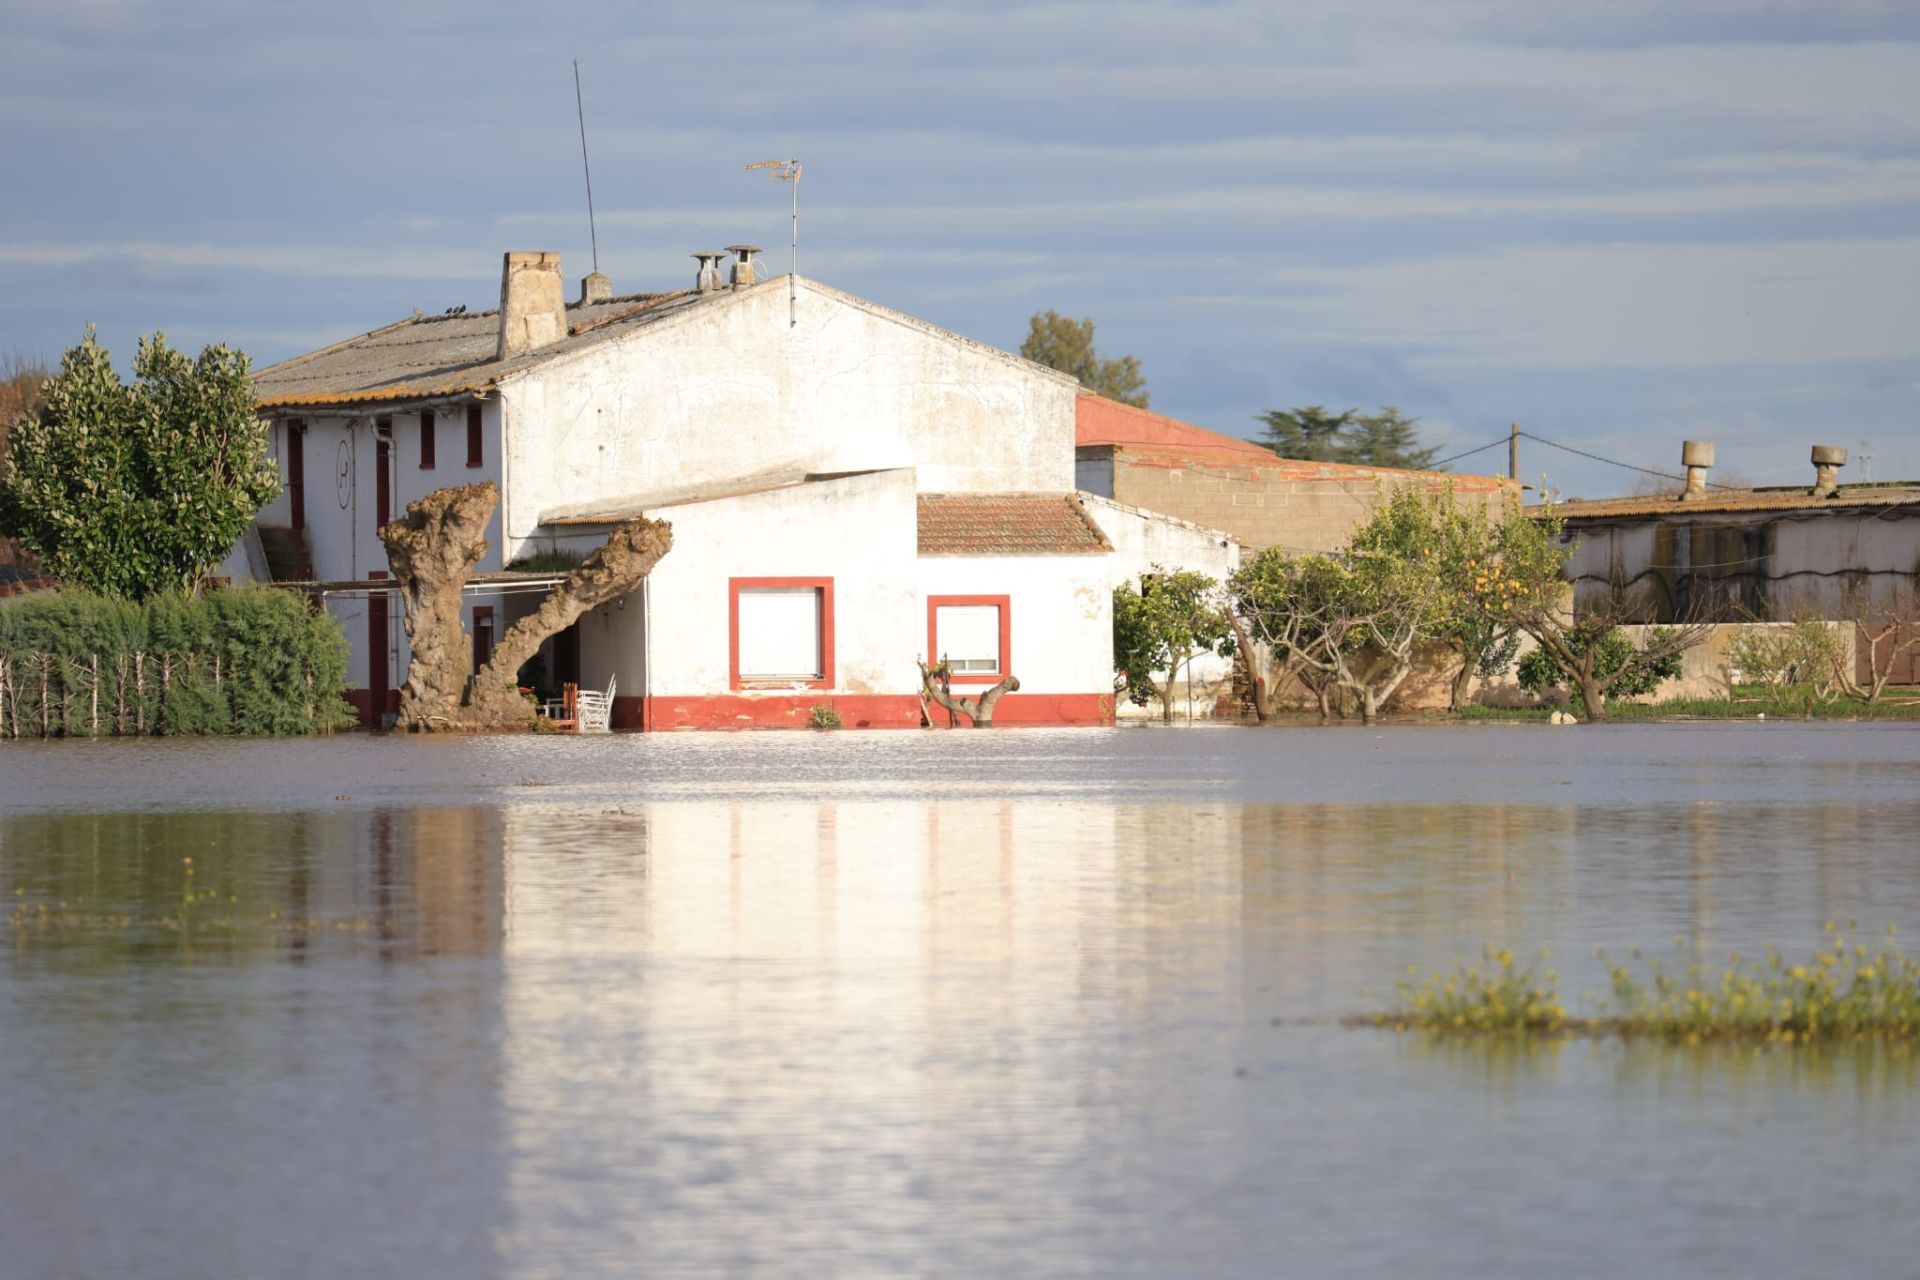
4, 724, 1919, 1278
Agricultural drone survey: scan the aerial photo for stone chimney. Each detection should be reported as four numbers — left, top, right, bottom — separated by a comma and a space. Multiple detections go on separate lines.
497, 252, 567, 360
726, 244, 761, 288
1811, 444, 1848, 498
579, 271, 612, 305
1680, 440, 1714, 501
693, 252, 726, 293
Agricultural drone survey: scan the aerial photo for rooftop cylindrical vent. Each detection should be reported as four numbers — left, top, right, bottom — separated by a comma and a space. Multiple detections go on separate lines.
1680, 440, 1714, 501
1811, 444, 1848, 498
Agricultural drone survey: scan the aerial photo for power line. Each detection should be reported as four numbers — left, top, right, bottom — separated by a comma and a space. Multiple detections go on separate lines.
1428, 436, 1509, 469
1518, 429, 1742, 490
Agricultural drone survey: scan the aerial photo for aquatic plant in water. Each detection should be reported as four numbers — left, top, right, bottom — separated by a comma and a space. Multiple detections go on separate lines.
1372, 946, 1567, 1034
1367, 927, 1920, 1044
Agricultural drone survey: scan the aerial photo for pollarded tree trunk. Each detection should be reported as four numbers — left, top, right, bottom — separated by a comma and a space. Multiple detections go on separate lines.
380, 482, 497, 730
465, 518, 674, 726
918, 661, 1020, 728
380, 481, 673, 732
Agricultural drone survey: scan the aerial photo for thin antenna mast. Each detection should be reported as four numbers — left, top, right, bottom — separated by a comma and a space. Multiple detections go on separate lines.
746, 158, 801, 327
574, 59, 600, 274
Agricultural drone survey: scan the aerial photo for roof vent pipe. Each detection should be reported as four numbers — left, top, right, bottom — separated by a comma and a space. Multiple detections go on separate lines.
693, 252, 726, 293
1811, 444, 1848, 498
497, 251, 568, 360
1680, 440, 1714, 501
726, 244, 761, 288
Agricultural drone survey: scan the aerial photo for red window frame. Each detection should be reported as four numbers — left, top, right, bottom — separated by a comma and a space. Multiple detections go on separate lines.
729, 577, 834, 691
927, 595, 1011, 685
466, 404, 484, 468
419, 409, 436, 469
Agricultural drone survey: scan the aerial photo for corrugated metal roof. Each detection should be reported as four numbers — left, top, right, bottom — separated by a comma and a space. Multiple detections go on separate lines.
252, 290, 718, 409
1543, 486, 1920, 521
917, 493, 1114, 556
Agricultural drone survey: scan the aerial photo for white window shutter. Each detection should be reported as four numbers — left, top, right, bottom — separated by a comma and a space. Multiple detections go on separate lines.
738, 588, 822, 679
935, 604, 1001, 672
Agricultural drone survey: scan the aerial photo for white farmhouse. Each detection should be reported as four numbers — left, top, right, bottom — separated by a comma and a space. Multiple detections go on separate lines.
249, 250, 1237, 729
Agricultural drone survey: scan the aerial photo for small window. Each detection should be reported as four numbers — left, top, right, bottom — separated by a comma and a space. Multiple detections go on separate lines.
936, 606, 1000, 672
927, 595, 1010, 684
467, 403, 484, 468
730, 578, 834, 690
738, 589, 822, 679
419, 410, 436, 469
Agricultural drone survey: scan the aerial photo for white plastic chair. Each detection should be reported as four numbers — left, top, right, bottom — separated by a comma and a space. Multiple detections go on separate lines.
574, 674, 616, 733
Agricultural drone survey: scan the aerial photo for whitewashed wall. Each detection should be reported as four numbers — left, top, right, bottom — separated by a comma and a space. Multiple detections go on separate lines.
497, 279, 1080, 551
915, 553, 1115, 697
1082, 494, 1243, 720
569, 469, 923, 700
257, 406, 506, 583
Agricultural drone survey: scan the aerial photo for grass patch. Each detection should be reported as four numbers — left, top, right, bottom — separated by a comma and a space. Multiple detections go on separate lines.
1360, 927, 1920, 1044
1449, 691, 1920, 723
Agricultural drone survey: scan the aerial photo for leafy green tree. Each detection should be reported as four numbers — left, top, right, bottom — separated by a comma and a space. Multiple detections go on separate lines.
1254, 405, 1354, 461
1, 329, 279, 599
1472, 505, 1711, 722
1227, 488, 1467, 723
1515, 623, 1684, 711
1113, 566, 1230, 721
1256, 404, 1443, 470
1021, 310, 1149, 407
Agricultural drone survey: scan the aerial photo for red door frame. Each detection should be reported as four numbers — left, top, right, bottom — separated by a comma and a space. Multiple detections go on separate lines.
286, 420, 306, 531
367, 571, 390, 727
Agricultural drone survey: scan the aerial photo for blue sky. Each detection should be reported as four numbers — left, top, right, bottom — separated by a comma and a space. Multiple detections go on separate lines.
3, 0, 1917, 496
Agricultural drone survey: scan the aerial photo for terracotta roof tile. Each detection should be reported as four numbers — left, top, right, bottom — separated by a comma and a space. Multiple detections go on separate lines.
917, 493, 1113, 556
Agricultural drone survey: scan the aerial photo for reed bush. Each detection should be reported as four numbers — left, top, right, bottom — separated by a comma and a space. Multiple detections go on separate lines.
0, 586, 351, 737
1367, 927, 1920, 1044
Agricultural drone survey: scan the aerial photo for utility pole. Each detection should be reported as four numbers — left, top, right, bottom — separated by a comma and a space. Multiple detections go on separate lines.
1509, 423, 1520, 482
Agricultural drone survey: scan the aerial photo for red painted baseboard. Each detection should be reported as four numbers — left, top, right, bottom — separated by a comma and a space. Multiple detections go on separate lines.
623, 691, 1115, 731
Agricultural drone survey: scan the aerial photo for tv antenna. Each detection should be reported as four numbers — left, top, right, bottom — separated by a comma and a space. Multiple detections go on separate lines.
746, 158, 801, 327
573, 60, 600, 274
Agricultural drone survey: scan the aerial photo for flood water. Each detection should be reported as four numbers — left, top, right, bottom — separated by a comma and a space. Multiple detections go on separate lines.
4, 724, 1919, 1278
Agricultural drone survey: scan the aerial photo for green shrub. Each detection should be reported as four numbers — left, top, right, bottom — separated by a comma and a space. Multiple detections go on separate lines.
1516, 623, 1684, 707
808, 704, 842, 730
0, 586, 351, 737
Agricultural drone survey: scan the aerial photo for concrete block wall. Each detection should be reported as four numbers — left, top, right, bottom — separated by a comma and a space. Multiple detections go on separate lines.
1100, 449, 1512, 553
